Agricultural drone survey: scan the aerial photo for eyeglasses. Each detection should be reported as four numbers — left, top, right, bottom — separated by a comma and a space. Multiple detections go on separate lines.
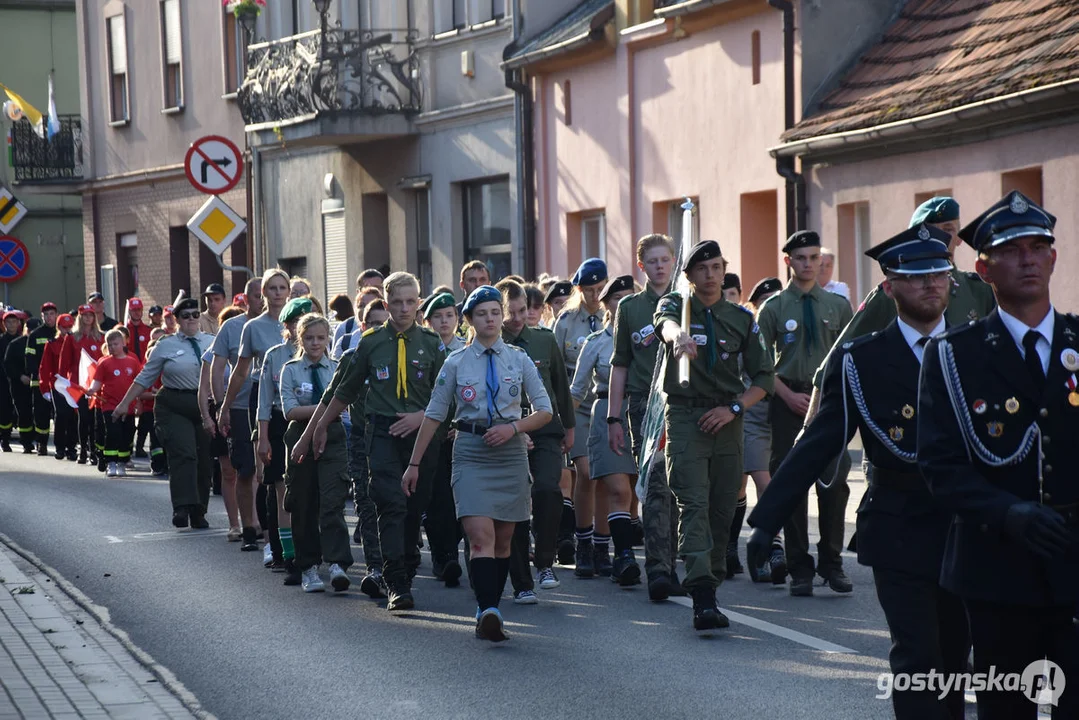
892, 272, 950, 287
178, 311, 201, 320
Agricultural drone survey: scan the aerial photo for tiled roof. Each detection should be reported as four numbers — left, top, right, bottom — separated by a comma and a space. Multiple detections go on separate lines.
503, 0, 613, 66
783, 0, 1079, 143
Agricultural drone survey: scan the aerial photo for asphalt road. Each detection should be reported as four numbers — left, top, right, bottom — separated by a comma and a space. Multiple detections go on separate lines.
0, 450, 980, 720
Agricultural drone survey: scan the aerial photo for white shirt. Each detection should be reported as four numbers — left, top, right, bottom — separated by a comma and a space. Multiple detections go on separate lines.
997, 305, 1054, 374
897, 316, 946, 365
824, 280, 851, 301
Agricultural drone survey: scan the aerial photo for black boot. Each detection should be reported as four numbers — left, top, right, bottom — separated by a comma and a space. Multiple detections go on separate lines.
611, 550, 641, 587
669, 569, 688, 597
691, 587, 729, 631
36, 440, 48, 456
574, 539, 594, 578
1, 434, 11, 452
283, 558, 301, 586
240, 527, 259, 551
593, 543, 613, 577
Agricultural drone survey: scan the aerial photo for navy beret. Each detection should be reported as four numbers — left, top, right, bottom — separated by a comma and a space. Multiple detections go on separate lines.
599, 275, 635, 302
571, 258, 607, 287
958, 191, 1055, 253
683, 240, 723, 273
910, 196, 960, 228
865, 224, 953, 275
748, 277, 782, 305
722, 272, 741, 291
462, 285, 503, 316
422, 292, 457, 319
544, 280, 572, 304
781, 230, 820, 254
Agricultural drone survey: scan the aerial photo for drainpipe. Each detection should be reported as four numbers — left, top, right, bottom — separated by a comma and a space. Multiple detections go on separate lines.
504, 0, 536, 279
768, 0, 807, 236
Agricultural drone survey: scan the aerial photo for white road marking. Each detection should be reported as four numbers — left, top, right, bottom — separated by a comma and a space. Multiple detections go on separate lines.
102, 529, 230, 543
105, 535, 124, 544
667, 596, 858, 654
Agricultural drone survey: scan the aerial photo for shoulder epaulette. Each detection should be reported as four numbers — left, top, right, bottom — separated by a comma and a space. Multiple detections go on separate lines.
531, 325, 554, 335
361, 326, 381, 338
586, 329, 605, 341
940, 319, 981, 339
733, 303, 753, 316
964, 271, 985, 283
839, 330, 880, 353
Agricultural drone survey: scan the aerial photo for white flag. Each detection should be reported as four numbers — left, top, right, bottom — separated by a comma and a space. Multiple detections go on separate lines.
46, 73, 60, 140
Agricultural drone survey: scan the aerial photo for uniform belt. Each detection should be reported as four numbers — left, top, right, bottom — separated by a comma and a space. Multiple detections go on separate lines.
869, 466, 925, 492
596, 391, 609, 399
667, 395, 733, 408
453, 421, 490, 435
162, 387, 197, 394
779, 377, 813, 394
366, 414, 398, 429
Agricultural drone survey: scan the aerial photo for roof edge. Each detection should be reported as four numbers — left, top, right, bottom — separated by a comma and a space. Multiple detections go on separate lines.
501, 2, 615, 71
770, 77, 1079, 159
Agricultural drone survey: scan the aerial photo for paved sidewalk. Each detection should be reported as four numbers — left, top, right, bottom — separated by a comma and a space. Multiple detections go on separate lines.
0, 539, 202, 719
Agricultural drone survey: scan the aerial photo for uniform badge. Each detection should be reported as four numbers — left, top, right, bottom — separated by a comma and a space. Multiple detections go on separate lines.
640, 324, 655, 338
785, 319, 798, 332
692, 334, 708, 346
751, 323, 760, 334
376, 366, 390, 381
1061, 348, 1079, 372
460, 385, 477, 403
113, 369, 121, 376
901, 404, 914, 419
917, 226, 930, 240
888, 427, 904, 441
139, 335, 146, 342
416, 371, 423, 379
577, 336, 586, 345
418, 349, 425, 355
1067, 374, 1079, 406
842, 342, 853, 350
641, 334, 656, 347
968, 309, 978, 321
987, 421, 1004, 437
509, 385, 519, 397
411, 359, 420, 366
631, 332, 642, 345
1004, 397, 1020, 414
176, 349, 184, 355
972, 399, 987, 415
721, 352, 730, 361
784, 332, 796, 345
1010, 194, 1029, 214
91, 345, 98, 352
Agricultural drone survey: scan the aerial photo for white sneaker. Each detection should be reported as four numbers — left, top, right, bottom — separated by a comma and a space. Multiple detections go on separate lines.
301, 566, 325, 593
262, 543, 274, 568
513, 589, 538, 605
105, 462, 117, 478
537, 567, 561, 590
328, 564, 350, 592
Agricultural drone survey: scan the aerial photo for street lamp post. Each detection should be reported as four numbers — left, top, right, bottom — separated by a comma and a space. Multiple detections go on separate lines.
313, 0, 331, 57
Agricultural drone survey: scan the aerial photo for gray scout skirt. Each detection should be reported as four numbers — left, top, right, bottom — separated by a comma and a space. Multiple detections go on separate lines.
569, 407, 591, 461
451, 430, 532, 522
743, 398, 771, 474
588, 397, 638, 479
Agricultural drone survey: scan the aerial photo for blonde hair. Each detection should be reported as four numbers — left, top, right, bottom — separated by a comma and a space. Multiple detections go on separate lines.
104, 328, 126, 354
383, 271, 420, 299
636, 233, 675, 263
261, 268, 290, 292
294, 313, 331, 360
73, 313, 103, 341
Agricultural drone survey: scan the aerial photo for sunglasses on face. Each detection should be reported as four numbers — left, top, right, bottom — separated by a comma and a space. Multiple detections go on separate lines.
178, 311, 201, 320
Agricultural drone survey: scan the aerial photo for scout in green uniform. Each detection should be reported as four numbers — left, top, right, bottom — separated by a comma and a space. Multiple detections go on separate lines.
544, 279, 576, 559
757, 230, 854, 596
811, 197, 996, 393
304, 272, 446, 611
498, 280, 576, 601
608, 233, 685, 600
655, 240, 774, 630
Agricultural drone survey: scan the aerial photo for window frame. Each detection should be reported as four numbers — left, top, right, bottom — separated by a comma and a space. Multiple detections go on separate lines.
105, 12, 130, 125
222, 10, 245, 97
462, 176, 513, 281
581, 212, 607, 263
159, 0, 185, 112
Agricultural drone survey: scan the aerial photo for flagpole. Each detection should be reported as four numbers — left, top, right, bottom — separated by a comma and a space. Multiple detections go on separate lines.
677, 198, 695, 389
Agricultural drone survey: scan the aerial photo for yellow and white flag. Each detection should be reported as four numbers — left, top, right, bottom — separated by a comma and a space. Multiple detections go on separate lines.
0, 82, 45, 138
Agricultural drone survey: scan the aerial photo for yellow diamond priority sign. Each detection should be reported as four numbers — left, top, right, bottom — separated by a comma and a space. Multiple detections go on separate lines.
187, 195, 246, 255
0, 186, 28, 234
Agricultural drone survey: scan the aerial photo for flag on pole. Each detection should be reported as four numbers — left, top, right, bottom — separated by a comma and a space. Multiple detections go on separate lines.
46, 74, 60, 140
78, 349, 97, 389
53, 375, 83, 409
0, 82, 45, 138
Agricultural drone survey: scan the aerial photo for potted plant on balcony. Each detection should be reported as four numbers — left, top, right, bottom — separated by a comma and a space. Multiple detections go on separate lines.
223, 0, 266, 20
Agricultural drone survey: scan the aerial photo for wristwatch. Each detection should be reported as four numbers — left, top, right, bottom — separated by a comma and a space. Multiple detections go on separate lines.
728, 402, 744, 418
606, 416, 623, 425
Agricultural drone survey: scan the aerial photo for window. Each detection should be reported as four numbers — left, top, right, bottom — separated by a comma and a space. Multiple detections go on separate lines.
1001, 167, 1043, 204
463, 177, 512, 282
279, 257, 308, 280
838, 201, 872, 301
99, 265, 118, 321
666, 199, 700, 245
453, 0, 466, 29
582, 213, 606, 262
751, 30, 761, 85
559, 80, 572, 126
160, 0, 184, 110
106, 14, 129, 123
223, 11, 244, 95
414, 189, 433, 294
169, 227, 191, 299
492, 0, 506, 20
118, 233, 139, 301
323, 205, 348, 304
914, 188, 952, 208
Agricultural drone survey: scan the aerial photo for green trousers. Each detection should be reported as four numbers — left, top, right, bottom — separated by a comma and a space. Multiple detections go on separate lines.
663, 405, 743, 591
154, 389, 211, 512
283, 420, 352, 571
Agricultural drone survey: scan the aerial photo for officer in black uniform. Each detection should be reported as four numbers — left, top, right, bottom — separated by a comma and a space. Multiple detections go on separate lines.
5, 317, 37, 453
748, 224, 970, 719
919, 191, 1078, 719
0, 310, 24, 451
25, 302, 58, 455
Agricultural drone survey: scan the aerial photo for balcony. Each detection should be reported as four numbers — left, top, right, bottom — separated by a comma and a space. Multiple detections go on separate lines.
9, 114, 84, 184
238, 27, 421, 146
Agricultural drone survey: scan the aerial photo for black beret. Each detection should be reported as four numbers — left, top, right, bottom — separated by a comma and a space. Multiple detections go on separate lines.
781, 230, 821, 254
722, 272, 741, 291
148, 305, 163, 315
958, 191, 1055, 253
544, 281, 572, 304
599, 275, 634, 302
748, 277, 782, 305
683, 240, 723, 273
175, 298, 200, 313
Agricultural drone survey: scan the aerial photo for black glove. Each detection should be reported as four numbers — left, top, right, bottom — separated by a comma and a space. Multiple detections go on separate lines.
746, 528, 775, 582
1004, 502, 1072, 558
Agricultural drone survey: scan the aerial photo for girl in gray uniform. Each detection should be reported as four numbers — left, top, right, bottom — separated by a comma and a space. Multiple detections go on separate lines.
403, 286, 553, 642
570, 275, 641, 586
554, 258, 613, 577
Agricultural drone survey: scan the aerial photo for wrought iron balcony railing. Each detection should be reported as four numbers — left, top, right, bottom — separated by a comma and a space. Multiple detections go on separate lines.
238, 27, 422, 127
9, 114, 84, 183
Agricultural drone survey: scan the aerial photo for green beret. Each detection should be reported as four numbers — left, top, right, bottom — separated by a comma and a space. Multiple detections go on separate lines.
279, 297, 313, 324
909, 197, 959, 228
423, 292, 457, 320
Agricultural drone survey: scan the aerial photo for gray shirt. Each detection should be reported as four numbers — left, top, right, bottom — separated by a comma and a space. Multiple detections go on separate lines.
257, 341, 293, 421
135, 331, 214, 391
570, 326, 614, 402
238, 313, 285, 383
554, 305, 601, 407
280, 354, 338, 417
212, 313, 254, 406
426, 338, 551, 425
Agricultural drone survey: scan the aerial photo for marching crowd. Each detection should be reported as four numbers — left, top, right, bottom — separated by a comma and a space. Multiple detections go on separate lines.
0, 190, 1075, 718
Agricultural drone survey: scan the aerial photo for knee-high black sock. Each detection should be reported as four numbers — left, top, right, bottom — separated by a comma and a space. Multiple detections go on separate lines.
607, 512, 632, 554
729, 496, 747, 552
495, 556, 510, 608
471, 557, 498, 610
560, 499, 575, 536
